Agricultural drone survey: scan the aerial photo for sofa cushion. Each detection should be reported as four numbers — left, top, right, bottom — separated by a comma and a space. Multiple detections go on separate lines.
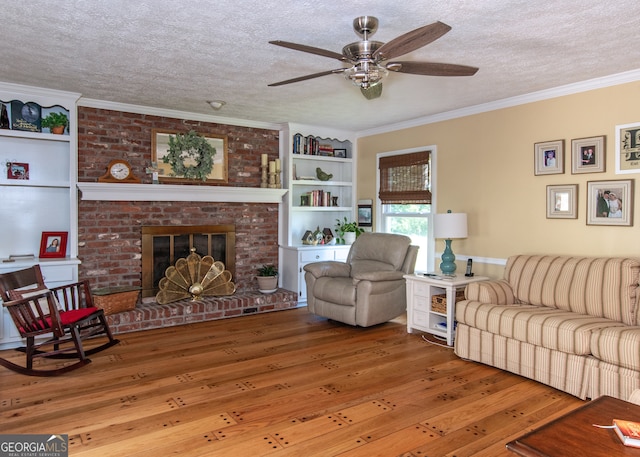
456, 301, 623, 355
505, 255, 640, 325
591, 326, 640, 371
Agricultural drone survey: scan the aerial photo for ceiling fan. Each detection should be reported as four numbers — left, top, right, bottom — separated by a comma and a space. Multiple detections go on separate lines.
268, 16, 479, 99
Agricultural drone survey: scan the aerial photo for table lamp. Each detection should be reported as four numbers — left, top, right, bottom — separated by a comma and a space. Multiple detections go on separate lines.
434, 210, 468, 275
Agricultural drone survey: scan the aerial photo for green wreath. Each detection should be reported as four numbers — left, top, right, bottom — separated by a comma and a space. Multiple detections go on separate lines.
163, 130, 216, 181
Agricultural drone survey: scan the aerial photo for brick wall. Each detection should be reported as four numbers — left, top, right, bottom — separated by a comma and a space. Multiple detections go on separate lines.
77, 107, 281, 293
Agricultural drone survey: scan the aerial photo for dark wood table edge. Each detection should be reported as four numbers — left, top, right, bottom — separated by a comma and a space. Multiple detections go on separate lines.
506, 395, 640, 456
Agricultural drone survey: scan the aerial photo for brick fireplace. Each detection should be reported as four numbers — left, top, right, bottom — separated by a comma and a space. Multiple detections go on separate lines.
74, 106, 297, 331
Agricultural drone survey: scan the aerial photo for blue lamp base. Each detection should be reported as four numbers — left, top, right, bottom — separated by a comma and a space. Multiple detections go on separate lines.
439, 239, 457, 275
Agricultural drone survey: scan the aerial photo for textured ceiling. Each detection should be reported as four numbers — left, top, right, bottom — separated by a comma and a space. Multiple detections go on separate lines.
1, 1, 639, 132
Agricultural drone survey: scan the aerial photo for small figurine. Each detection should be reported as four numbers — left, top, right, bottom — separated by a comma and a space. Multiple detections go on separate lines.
323, 228, 335, 245
316, 167, 333, 181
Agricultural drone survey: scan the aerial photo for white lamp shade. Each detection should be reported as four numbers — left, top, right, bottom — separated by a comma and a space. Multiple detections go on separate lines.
434, 212, 468, 239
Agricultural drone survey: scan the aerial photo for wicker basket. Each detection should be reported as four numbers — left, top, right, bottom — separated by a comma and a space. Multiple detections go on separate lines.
431, 289, 466, 314
92, 286, 140, 315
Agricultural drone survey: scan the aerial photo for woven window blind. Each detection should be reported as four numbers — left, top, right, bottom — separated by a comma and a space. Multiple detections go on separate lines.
378, 151, 431, 204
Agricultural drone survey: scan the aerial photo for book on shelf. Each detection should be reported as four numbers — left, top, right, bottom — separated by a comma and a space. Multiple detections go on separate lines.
2, 253, 36, 263
300, 190, 332, 207
292, 133, 349, 157
318, 143, 334, 156
292, 134, 319, 155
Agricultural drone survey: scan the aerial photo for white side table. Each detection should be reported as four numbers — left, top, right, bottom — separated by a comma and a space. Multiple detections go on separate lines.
404, 274, 489, 346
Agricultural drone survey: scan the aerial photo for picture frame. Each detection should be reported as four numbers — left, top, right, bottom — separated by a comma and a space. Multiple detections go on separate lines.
39, 231, 68, 258
546, 184, 578, 219
358, 203, 373, 227
571, 135, 605, 174
151, 129, 228, 184
9, 100, 42, 132
6, 162, 29, 180
615, 122, 640, 174
586, 179, 634, 226
333, 148, 347, 158
534, 140, 564, 175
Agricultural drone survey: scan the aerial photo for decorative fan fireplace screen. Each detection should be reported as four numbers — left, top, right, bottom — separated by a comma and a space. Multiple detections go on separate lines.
141, 225, 236, 298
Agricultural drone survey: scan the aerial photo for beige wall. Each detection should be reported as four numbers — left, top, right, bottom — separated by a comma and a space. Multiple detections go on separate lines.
357, 81, 640, 277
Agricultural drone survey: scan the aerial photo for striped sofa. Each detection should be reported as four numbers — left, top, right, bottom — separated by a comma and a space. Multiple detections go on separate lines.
454, 255, 640, 400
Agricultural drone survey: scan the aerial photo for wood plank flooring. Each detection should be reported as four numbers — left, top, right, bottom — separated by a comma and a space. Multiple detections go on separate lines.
0, 308, 584, 456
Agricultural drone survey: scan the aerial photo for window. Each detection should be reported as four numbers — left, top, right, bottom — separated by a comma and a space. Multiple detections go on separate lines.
377, 148, 435, 272
379, 151, 431, 204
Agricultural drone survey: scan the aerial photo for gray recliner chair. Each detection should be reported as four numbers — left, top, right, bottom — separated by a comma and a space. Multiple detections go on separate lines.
304, 232, 419, 327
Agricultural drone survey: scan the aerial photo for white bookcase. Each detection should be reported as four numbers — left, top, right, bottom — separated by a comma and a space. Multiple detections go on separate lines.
0, 82, 80, 348
279, 123, 357, 304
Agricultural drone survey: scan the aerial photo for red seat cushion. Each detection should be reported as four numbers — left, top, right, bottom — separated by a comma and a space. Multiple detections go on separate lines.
19, 307, 100, 334
50, 307, 100, 326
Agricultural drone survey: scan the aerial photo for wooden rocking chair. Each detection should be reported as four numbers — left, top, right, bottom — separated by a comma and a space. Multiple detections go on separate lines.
0, 265, 119, 376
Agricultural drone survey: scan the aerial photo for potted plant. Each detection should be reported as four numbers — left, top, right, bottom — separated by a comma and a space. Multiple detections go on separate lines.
256, 264, 278, 294
335, 217, 364, 244
41, 112, 69, 134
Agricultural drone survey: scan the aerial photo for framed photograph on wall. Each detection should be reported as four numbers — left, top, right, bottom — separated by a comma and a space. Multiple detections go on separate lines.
571, 135, 605, 174
546, 184, 577, 219
586, 179, 634, 226
615, 122, 640, 174
152, 129, 228, 184
358, 203, 373, 227
534, 140, 564, 175
39, 231, 68, 258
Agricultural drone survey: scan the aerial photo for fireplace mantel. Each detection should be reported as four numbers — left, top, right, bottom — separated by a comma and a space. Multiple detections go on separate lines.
77, 183, 288, 203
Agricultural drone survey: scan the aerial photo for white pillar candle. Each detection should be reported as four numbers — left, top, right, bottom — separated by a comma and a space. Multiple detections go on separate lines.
275, 159, 280, 170
261, 153, 268, 166
268, 161, 276, 173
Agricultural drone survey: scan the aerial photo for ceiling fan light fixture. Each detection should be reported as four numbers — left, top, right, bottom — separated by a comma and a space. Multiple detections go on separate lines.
268, 16, 478, 99
343, 62, 388, 89
361, 83, 383, 100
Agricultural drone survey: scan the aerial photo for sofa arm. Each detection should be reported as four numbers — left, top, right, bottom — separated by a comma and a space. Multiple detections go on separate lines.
304, 261, 351, 279
629, 389, 640, 406
465, 279, 516, 305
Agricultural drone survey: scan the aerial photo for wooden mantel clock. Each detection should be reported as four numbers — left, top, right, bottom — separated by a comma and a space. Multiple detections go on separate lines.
98, 159, 141, 183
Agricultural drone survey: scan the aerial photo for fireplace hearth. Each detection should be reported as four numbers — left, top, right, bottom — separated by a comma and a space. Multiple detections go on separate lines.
106, 289, 298, 334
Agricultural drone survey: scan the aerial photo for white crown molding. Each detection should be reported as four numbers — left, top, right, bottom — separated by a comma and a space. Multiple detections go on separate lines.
77, 98, 283, 131
357, 68, 640, 138
0, 81, 81, 106
77, 182, 287, 203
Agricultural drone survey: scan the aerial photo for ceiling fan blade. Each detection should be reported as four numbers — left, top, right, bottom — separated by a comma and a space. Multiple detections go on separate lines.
268, 69, 346, 87
361, 83, 383, 100
386, 61, 479, 77
269, 40, 347, 61
373, 21, 451, 61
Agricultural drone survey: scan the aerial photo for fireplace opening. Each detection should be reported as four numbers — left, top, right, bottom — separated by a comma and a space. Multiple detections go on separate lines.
141, 225, 236, 298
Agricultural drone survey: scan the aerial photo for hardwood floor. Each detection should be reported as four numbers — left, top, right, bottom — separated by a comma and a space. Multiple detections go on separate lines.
0, 307, 584, 456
